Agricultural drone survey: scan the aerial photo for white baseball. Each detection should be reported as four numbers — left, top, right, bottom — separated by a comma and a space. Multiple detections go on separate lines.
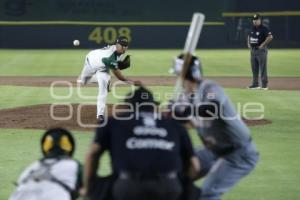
73, 40, 80, 46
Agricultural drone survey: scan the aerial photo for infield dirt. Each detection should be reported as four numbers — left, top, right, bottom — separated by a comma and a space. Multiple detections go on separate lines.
0, 104, 272, 131
0, 76, 299, 90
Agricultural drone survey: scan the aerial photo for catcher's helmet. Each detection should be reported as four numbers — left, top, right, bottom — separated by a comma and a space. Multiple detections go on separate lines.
41, 128, 75, 158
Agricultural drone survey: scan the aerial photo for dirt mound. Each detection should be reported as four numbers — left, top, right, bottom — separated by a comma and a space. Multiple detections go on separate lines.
0, 104, 100, 131
243, 118, 272, 126
0, 104, 272, 132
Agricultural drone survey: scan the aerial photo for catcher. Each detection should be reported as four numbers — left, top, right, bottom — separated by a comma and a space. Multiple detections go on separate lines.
77, 36, 142, 120
9, 128, 82, 200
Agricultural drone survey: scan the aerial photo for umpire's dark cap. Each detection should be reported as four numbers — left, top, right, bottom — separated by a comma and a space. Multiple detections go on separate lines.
124, 87, 159, 106
252, 14, 261, 20
116, 36, 129, 46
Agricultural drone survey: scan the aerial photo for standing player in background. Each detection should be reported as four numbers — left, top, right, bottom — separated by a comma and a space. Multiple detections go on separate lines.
170, 54, 259, 200
247, 14, 273, 90
77, 36, 142, 120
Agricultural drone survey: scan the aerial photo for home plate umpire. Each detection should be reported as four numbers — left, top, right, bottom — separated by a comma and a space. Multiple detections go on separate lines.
81, 86, 200, 200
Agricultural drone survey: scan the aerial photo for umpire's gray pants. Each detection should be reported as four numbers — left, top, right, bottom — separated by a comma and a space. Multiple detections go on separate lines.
251, 48, 268, 87
196, 142, 259, 200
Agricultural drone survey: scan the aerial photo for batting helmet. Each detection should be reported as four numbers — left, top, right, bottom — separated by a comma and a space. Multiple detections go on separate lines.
41, 128, 75, 158
171, 53, 203, 82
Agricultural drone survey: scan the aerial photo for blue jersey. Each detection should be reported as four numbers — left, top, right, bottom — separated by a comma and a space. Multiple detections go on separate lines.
249, 25, 272, 47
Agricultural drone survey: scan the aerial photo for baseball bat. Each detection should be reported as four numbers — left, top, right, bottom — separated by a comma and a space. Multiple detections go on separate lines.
173, 13, 205, 99
181, 13, 205, 79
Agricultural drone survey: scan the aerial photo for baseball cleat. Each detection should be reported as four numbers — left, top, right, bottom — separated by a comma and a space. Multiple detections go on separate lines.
76, 79, 83, 84
97, 115, 104, 121
247, 85, 261, 89
97, 115, 105, 125
261, 87, 268, 90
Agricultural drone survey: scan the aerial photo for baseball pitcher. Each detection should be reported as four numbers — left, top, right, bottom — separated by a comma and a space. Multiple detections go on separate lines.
77, 36, 142, 120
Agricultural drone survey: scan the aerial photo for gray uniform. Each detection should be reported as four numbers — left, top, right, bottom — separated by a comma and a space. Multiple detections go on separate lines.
249, 25, 272, 88
193, 80, 259, 200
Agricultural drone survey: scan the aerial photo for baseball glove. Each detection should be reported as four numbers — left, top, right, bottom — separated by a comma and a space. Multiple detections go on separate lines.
117, 55, 131, 70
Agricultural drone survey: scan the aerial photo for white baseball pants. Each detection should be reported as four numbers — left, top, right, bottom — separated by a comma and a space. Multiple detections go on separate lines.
78, 58, 110, 118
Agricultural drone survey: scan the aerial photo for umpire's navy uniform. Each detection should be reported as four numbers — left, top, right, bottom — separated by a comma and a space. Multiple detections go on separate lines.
248, 14, 273, 89
94, 87, 195, 200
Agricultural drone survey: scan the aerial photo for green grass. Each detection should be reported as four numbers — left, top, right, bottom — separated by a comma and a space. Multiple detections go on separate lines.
0, 49, 300, 199
0, 85, 172, 110
0, 49, 299, 77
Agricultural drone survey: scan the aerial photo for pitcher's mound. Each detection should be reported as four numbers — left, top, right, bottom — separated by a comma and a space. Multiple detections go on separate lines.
0, 104, 272, 132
